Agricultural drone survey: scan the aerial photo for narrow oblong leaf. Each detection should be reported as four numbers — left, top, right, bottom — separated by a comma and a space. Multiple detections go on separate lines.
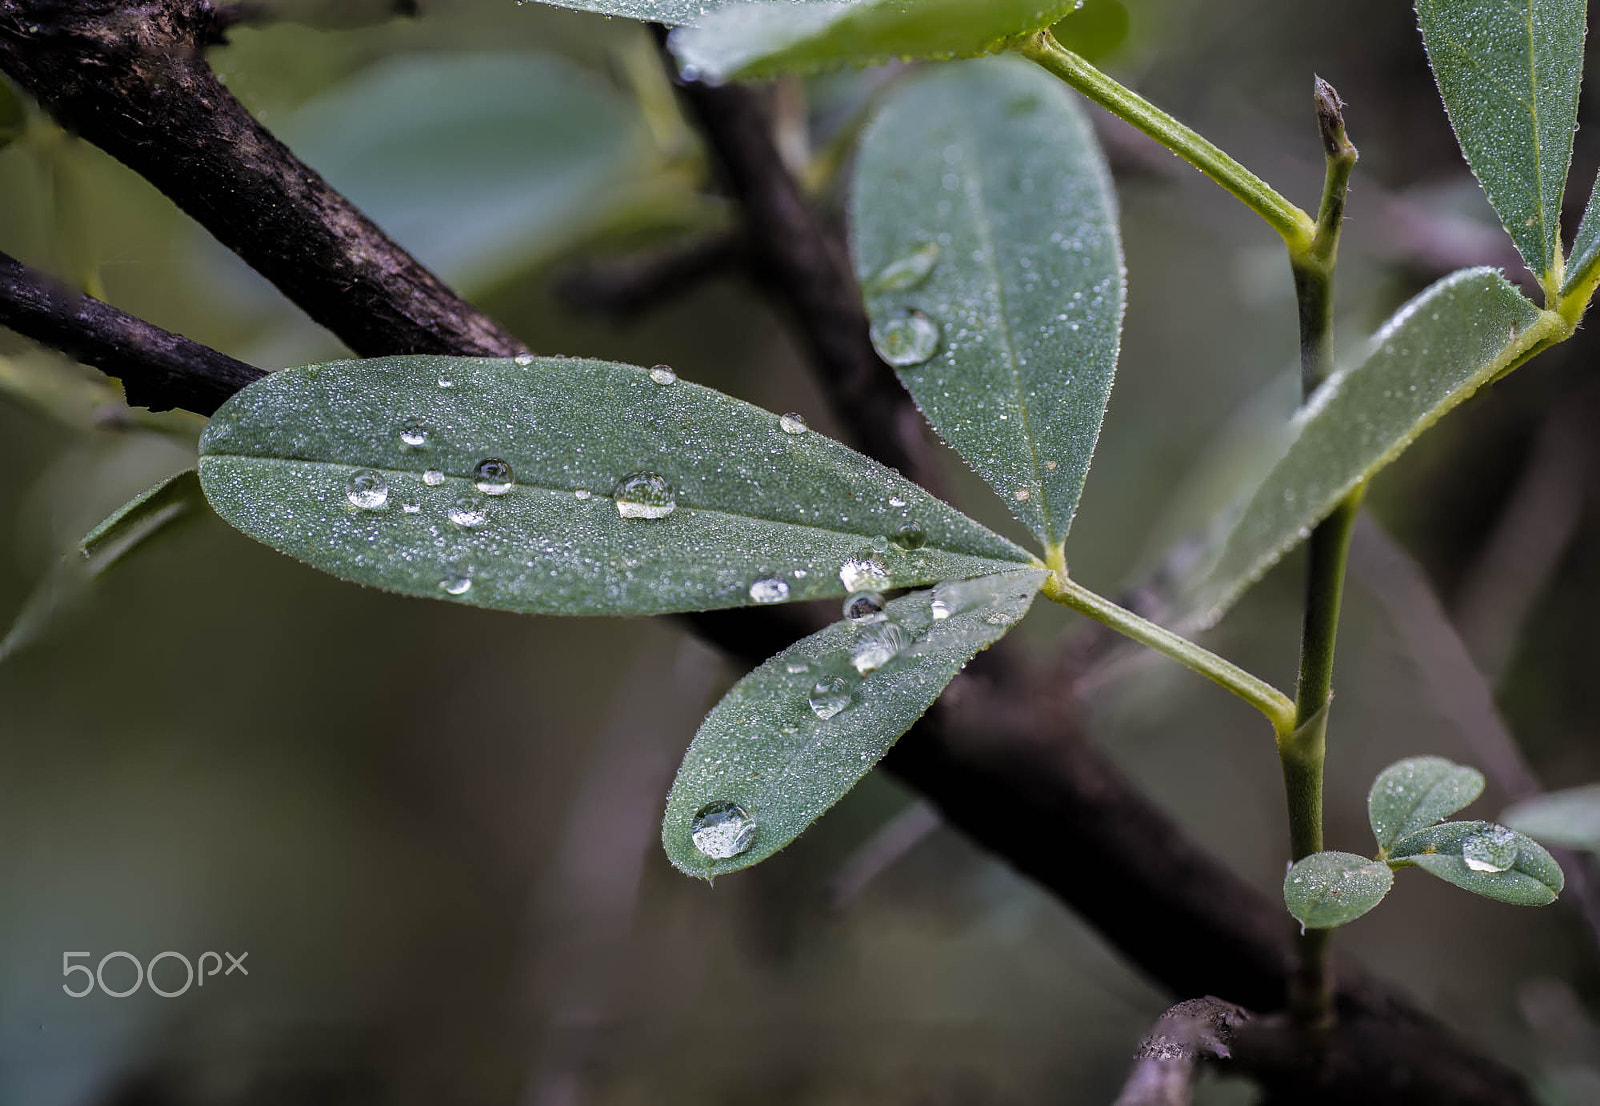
662, 569, 1045, 878
1503, 784, 1600, 852
1190, 268, 1542, 626
198, 356, 1033, 616
1283, 851, 1394, 929
1415, 0, 1586, 278
669, 0, 1081, 83
851, 59, 1123, 550
518, 0, 805, 24
1389, 820, 1564, 905
1368, 755, 1486, 852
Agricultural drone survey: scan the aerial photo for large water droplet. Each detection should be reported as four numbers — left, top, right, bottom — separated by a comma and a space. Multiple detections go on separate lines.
868, 239, 941, 293
749, 576, 790, 604
890, 525, 926, 551
648, 364, 677, 386
437, 374, 454, 389
401, 502, 421, 514
614, 472, 676, 520
809, 675, 853, 720
869, 309, 940, 367
447, 498, 488, 528
422, 469, 446, 486
399, 420, 428, 448
514, 352, 536, 366
843, 592, 886, 624
839, 554, 890, 593
690, 801, 756, 859
779, 412, 808, 435
573, 489, 592, 500
346, 469, 389, 510
1462, 825, 1519, 873
473, 458, 514, 495
850, 621, 913, 674
929, 595, 952, 621
439, 576, 472, 595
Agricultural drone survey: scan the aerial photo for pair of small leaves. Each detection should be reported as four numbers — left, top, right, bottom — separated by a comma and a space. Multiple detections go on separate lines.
1284, 755, 1563, 929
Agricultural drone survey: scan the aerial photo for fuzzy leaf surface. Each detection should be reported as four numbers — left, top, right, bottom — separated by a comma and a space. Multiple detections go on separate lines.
1503, 784, 1600, 852
852, 59, 1122, 549
1282, 851, 1394, 929
198, 356, 1032, 616
662, 569, 1045, 878
1368, 755, 1486, 851
1389, 820, 1564, 905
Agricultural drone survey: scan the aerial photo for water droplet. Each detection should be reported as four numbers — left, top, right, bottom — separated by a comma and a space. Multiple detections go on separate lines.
573, 489, 592, 500
1462, 826, 1519, 873
888, 495, 907, 508
422, 469, 446, 486
401, 502, 421, 514
890, 525, 926, 551
346, 469, 389, 510
850, 621, 913, 674
779, 412, 808, 435
473, 458, 514, 495
749, 576, 790, 604
613, 472, 677, 519
439, 576, 472, 595
690, 801, 756, 859
1014, 488, 1031, 502
399, 421, 428, 448
929, 595, 952, 620
648, 364, 677, 385
809, 675, 853, 720
514, 352, 535, 366
868, 239, 941, 293
839, 554, 890, 593
447, 498, 488, 528
437, 375, 454, 388
786, 661, 810, 675
869, 309, 941, 367
842, 592, 886, 624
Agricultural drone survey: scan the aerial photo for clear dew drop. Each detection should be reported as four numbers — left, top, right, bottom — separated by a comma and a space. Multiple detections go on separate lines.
472, 458, 514, 495
869, 309, 941, 367
514, 352, 536, 366
401, 502, 421, 514
779, 412, 808, 435
786, 661, 810, 675
439, 576, 472, 595
868, 239, 941, 293
573, 489, 592, 500
447, 498, 488, 528
809, 675, 854, 720
690, 801, 756, 860
399, 420, 428, 448
850, 621, 913, 675
648, 364, 677, 385
842, 591, 886, 624
748, 576, 790, 604
345, 469, 389, 510
888, 495, 907, 508
422, 469, 446, 486
929, 595, 952, 621
613, 471, 676, 520
890, 525, 926, 551
1462, 826, 1519, 873
839, 554, 890, 592
437, 374, 454, 388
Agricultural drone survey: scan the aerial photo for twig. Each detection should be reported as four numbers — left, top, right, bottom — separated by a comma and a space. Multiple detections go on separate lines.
1113, 997, 1250, 1106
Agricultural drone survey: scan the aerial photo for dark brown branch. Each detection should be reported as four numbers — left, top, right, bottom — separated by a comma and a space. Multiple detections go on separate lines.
1113, 997, 1250, 1106
0, 249, 263, 414
0, 1, 524, 359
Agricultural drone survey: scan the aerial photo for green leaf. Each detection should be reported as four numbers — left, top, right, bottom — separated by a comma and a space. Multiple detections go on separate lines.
851, 59, 1123, 550
1, 471, 201, 663
1414, 0, 1586, 278
1282, 851, 1394, 929
0, 78, 24, 151
669, 0, 1082, 83
198, 356, 1033, 616
1561, 181, 1600, 298
1503, 784, 1600, 852
1190, 268, 1542, 626
523, 0, 825, 23
1368, 755, 1486, 852
662, 568, 1045, 878
1389, 820, 1564, 905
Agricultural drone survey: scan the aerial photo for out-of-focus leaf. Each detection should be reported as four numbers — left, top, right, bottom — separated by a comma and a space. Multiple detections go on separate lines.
1282, 851, 1394, 929
283, 53, 660, 293
669, 0, 1082, 84
1368, 755, 1486, 852
523, 0, 824, 24
1503, 784, 1600, 852
1, 471, 201, 663
198, 356, 1034, 616
1389, 820, 1564, 905
1189, 268, 1542, 626
852, 59, 1122, 551
1050, 0, 1129, 62
662, 569, 1045, 878
0, 79, 24, 150
1415, 0, 1586, 278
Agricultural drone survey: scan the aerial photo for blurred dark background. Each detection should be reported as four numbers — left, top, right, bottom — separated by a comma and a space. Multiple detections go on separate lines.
3, 1, 1600, 1102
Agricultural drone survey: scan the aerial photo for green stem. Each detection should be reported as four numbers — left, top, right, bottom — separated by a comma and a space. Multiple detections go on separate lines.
1042, 572, 1296, 736
1018, 31, 1315, 252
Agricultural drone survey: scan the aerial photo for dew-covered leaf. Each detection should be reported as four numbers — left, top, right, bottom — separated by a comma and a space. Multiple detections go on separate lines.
852, 59, 1123, 550
522, 0, 826, 23
1282, 851, 1394, 929
1389, 820, 1564, 905
1188, 268, 1541, 626
1415, 0, 1586, 278
198, 356, 1033, 616
669, 0, 1082, 83
662, 569, 1045, 878
1368, 755, 1486, 852
1, 471, 201, 663
1503, 784, 1600, 852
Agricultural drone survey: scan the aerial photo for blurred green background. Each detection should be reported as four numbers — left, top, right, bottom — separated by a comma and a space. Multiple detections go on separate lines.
3, 1, 1600, 1102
